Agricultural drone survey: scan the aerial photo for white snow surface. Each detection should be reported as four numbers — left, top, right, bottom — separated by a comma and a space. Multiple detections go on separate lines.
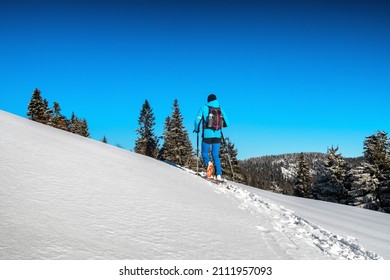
1, 110, 389, 260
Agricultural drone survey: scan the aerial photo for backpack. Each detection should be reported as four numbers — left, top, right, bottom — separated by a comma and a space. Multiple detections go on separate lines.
204, 106, 224, 131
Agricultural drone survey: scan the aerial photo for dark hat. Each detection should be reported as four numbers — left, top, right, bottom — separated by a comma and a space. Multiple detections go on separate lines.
207, 94, 217, 102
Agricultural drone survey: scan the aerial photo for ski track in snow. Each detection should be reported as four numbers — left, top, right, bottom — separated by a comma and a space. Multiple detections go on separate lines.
227, 186, 383, 260
183, 168, 383, 260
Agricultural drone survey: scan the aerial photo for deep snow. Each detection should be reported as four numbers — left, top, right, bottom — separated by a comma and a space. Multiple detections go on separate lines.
0, 110, 389, 260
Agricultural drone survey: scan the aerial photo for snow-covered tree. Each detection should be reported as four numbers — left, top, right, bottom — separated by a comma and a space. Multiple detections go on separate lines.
27, 88, 52, 125
294, 153, 313, 198
80, 118, 90, 137
134, 100, 159, 158
362, 131, 390, 212
326, 147, 347, 184
347, 163, 380, 210
68, 112, 90, 137
159, 116, 171, 160
68, 112, 79, 135
219, 137, 243, 182
364, 131, 389, 170
51, 102, 68, 131
316, 146, 348, 202
160, 99, 194, 168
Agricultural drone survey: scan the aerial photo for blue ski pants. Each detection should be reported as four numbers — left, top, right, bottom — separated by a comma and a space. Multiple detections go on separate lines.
201, 141, 222, 175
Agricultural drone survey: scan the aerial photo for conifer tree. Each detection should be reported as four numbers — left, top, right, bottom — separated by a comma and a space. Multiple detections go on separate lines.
294, 153, 312, 197
80, 118, 90, 138
362, 131, 390, 212
68, 112, 90, 137
347, 163, 380, 210
364, 131, 390, 174
323, 146, 348, 201
134, 100, 159, 158
68, 112, 79, 134
27, 88, 52, 124
159, 116, 171, 160
43, 99, 53, 126
101, 135, 108, 143
219, 137, 243, 181
160, 99, 194, 168
51, 102, 68, 130
26, 88, 90, 137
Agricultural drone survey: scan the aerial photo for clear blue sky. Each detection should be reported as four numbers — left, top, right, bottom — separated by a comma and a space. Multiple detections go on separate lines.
1, 0, 389, 159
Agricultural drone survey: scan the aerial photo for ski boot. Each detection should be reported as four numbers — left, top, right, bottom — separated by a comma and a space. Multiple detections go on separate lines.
207, 161, 214, 179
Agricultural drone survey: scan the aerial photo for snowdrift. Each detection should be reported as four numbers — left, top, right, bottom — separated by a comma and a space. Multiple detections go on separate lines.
0, 110, 388, 260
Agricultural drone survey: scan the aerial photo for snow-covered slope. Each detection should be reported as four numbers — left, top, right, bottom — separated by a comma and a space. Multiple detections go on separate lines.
0, 110, 388, 260
236, 182, 390, 260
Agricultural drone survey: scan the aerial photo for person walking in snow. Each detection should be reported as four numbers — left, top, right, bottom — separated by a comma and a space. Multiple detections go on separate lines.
194, 94, 230, 180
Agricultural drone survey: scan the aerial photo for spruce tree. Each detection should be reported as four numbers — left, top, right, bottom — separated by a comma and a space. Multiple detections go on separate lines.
160, 99, 194, 168
362, 131, 390, 212
323, 146, 348, 202
347, 163, 380, 209
102, 135, 108, 143
26, 89, 90, 137
68, 112, 90, 137
159, 116, 171, 160
68, 112, 79, 134
219, 137, 243, 181
364, 131, 390, 171
43, 99, 53, 126
51, 102, 68, 130
134, 100, 159, 158
27, 88, 52, 124
294, 153, 312, 197
80, 118, 90, 138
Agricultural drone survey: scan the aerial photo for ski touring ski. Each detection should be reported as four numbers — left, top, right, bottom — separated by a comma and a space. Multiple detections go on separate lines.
196, 172, 227, 185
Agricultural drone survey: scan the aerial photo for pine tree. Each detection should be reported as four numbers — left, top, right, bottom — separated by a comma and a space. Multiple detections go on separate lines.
80, 118, 90, 137
219, 137, 243, 181
160, 99, 194, 168
27, 88, 44, 121
134, 100, 159, 158
27, 88, 52, 124
294, 153, 313, 197
347, 163, 380, 209
68, 112, 79, 134
101, 135, 108, 143
51, 102, 68, 130
159, 116, 171, 160
364, 131, 390, 172
321, 146, 348, 202
362, 131, 390, 212
68, 112, 90, 137
26, 89, 90, 137
43, 99, 53, 126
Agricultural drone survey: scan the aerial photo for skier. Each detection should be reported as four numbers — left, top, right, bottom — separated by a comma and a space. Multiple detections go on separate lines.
194, 94, 230, 181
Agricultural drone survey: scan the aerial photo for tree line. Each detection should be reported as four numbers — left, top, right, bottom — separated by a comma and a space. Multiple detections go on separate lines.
27, 88, 90, 137
26, 89, 243, 181
240, 131, 390, 213
26, 89, 389, 212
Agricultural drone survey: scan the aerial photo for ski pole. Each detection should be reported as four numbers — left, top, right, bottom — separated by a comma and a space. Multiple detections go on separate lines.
194, 120, 202, 176
221, 130, 235, 179
196, 130, 199, 175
